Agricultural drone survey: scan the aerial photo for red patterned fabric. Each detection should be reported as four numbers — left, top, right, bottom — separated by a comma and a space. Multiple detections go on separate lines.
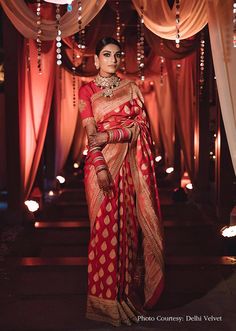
78, 79, 165, 326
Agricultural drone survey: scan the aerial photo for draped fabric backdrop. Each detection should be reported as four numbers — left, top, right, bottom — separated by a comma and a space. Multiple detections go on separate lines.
1, 0, 236, 202
207, 0, 236, 174
18, 38, 55, 199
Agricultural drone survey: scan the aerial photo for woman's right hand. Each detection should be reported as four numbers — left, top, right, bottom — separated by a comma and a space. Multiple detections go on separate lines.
97, 169, 113, 195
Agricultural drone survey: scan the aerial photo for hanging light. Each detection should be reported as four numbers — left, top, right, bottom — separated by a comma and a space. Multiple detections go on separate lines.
73, 162, 79, 168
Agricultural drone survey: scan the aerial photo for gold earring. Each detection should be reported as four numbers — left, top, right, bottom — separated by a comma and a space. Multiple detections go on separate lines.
95, 63, 99, 70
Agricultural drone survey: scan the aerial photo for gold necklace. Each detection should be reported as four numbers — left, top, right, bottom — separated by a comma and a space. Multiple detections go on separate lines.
94, 74, 120, 98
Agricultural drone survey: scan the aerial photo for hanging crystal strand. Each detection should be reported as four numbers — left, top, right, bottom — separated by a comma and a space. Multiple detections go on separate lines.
233, 1, 236, 47
72, 35, 76, 108
36, 0, 42, 73
116, 0, 121, 43
137, 5, 145, 81
77, 0, 85, 50
175, 0, 180, 48
55, 4, 62, 66
160, 39, 165, 86
199, 30, 205, 96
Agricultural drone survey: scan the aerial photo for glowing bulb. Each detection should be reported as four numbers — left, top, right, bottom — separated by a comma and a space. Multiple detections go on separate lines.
24, 200, 39, 212
34, 222, 40, 228
166, 167, 174, 174
186, 183, 193, 190
73, 162, 79, 169
83, 149, 88, 156
155, 156, 162, 162
56, 175, 65, 184
221, 225, 236, 238
48, 191, 54, 196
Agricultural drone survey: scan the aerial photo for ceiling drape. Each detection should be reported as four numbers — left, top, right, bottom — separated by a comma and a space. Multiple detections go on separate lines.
0, 0, 107, 40
132, 0, 207, 40
207, 0, 236, 175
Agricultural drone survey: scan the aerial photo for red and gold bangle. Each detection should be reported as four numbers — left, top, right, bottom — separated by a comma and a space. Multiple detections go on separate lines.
107, 127, 132, 143
88, 147, 108, 174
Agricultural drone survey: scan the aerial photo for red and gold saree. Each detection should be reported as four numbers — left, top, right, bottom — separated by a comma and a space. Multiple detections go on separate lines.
79, 79, 165, 326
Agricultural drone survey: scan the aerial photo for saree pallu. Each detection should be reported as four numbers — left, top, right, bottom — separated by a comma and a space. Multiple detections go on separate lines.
84, 80, 165, 326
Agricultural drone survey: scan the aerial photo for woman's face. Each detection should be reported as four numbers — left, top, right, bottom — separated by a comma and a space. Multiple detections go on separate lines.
95, 43, 121, 77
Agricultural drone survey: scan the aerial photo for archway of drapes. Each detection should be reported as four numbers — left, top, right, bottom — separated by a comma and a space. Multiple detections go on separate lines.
1, 0, 235, 202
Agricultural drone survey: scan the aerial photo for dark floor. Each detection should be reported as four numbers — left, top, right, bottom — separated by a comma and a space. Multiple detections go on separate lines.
0, 171, 235, 331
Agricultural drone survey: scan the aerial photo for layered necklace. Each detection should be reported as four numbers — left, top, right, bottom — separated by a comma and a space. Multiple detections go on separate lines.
94, 74, 120, 98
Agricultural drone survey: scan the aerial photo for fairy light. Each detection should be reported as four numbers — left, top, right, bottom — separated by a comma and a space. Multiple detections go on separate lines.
199, 30, 205, 95
175, 0, 180, 48
55, 4, 62, 66
116, 0, 121, 43
233, 1, 236, 47
137, 5, 145, 81
36, 0, 42, 73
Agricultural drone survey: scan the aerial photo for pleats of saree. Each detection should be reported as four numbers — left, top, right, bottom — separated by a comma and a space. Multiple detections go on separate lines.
86, 158, 143, 326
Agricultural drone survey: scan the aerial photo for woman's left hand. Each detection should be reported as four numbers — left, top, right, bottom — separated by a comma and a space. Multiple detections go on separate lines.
89, 132, 108, 148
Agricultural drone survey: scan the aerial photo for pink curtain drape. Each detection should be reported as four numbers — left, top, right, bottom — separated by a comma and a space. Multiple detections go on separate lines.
207, 0, 236, 175
54, 67, 81, 175
19, 38, 56, 199
132, 0, 207, 40
0, 0, 107, 40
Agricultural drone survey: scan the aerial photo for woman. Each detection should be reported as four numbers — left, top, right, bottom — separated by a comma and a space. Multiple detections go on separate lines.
79, 37, 165, 327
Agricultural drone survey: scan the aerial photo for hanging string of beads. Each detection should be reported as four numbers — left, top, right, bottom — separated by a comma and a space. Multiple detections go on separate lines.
55, 4, 62, 66
77, 0, 86, 50
72, 35, 77, 108
199, 30, 205, 96
175, 0, 180, 48
160, 39, 165, 86
36, 0, 42, 73
137, 5, 145, 81
116, 0, 121, 43
233, 1, 236, 48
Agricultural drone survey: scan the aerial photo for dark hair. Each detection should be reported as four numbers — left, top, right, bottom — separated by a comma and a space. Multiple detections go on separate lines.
95, 37, 121, 56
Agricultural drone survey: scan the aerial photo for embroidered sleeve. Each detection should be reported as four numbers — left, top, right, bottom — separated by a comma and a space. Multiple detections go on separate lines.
78, 85, 96, 128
